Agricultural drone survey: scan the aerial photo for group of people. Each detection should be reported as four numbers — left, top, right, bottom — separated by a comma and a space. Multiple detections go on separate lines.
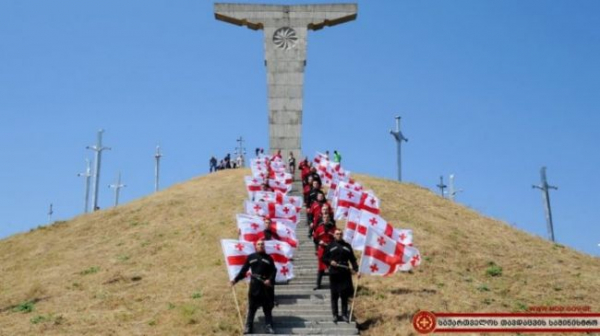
299, 154, 358, 323
209, 153, 244, 172
231, 151, 355, 335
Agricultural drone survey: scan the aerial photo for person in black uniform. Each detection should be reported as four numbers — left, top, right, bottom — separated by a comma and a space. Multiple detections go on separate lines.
307, 180, 324, 209
231, 239, 277, 334
262, 217, 276, 241
322, 229, 360, 323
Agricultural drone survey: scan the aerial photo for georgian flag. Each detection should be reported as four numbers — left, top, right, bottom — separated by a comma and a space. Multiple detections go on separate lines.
239, 219, 298, 249
271, 171, 293, 185
250, 160, 269, 179
316, 160, 333, 186
327, 174, 352, 200
268, 179, 292, 194
343, 207, 362, 243
313, 152, 329, 165
270, 159, 286, 172
236, 214, 265, 233
221, 239, 255, 281
358, 228, 421, 276
264, 240, 294, 282
244, 176, 264, 200
337, 180, 363, 193
358, 190, 380, 215
351, 211, 413, 251
244, 201, 298, 223
334, 186, 363, 220
237, 213, 295, 231
253, 191, 302, 212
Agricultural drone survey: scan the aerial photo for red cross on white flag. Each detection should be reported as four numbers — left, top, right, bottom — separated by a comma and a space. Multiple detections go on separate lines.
221, 239, 255, 281
351, 210, 413, 251
358, 228, 421, 276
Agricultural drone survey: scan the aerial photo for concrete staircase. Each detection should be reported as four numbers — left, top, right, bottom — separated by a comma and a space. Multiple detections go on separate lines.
253, 182, 359, 335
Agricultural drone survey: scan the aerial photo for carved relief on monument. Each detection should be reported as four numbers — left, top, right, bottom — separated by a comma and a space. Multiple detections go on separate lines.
273, 27, 298, 50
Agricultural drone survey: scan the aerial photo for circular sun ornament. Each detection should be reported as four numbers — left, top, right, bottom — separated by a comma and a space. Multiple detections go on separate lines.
273, 27, 298, 50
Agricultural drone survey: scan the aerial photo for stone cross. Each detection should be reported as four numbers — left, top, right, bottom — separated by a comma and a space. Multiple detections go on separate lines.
214, 3, 357, 162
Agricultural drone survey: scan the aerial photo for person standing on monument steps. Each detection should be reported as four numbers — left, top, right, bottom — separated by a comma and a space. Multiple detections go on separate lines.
288, 152, 296, 178
322, 228, 359, 323
231, 239, 277, 334
312, 212, 336, 290
333, 150, 342, 164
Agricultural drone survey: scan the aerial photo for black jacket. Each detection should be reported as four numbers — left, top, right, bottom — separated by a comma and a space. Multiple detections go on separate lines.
234, 252, 277, 305
322, 239, 359, 294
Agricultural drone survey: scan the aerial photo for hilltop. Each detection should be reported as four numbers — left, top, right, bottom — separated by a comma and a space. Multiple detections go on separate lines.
0, 169, 598, 335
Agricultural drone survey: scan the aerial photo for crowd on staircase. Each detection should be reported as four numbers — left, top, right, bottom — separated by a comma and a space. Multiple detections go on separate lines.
222, 150, 421, 334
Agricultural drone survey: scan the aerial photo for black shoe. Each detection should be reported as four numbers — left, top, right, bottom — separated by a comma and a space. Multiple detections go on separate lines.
264, 324, 274, 334
332, 315, 338, 324
342, 315, 350, 323
313, 286, 320, 290
243, 325, 252, 334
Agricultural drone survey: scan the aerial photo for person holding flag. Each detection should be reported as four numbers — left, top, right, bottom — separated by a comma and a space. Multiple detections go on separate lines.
230, 239, 277, 334
322, 229, 359, 323
312, 211, 336, 290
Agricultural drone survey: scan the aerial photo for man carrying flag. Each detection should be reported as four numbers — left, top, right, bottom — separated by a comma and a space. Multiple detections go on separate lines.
322, 229, 359, 323
230, 239, 277, 334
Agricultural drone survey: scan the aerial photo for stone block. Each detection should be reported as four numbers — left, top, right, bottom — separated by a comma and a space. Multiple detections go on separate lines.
266, 61, 305, 73
271, 136, 301, 149
268, 97, 303, 111
270, 124, 301, 138
267, 72, 305, 86
269, 110, 301, 125
268, 84, 303, 99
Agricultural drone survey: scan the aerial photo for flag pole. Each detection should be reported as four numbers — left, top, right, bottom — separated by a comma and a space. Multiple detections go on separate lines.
231, 286, 244, 331
349, 250, 364, 323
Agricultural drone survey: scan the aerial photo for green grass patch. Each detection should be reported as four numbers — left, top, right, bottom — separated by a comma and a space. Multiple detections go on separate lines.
80, 266, 100, 275
12, 300, 35, 313
486, 262, 503, 277
514, 302, 528, 311
30, 315, 49, 324
191, 291, 203, 299
478, 284, 490, 292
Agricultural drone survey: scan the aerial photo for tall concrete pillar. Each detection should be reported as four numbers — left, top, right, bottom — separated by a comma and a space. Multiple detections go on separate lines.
215, 3, 357, 162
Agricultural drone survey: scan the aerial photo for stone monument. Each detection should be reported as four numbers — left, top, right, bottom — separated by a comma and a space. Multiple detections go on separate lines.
214, 3, 357, 161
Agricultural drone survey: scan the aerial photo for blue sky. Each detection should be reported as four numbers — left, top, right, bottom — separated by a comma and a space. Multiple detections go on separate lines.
1, 1, 598, 256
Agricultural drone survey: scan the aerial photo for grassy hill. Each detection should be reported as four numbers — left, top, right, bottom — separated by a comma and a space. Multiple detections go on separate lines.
1, 169, 598, 335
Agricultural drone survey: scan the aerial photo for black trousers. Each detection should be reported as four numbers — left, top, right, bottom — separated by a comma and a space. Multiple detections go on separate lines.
246, 300, 273, 328
331, 291, 349, 317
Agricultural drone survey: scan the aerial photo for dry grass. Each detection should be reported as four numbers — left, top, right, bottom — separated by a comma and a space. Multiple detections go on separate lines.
0, 169, 598, 336
351, 174, 600, 336
0, 169, 249, 336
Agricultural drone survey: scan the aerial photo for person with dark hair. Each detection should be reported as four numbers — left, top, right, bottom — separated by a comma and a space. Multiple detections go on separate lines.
312, 212, 336, 290
288, 152, 296, 177
309, 193, 330, 238
231, 239, 277, 334
307, 180, 324, 209
333, 150, 342, 164
209, 156, 218, 172
225, 153, 232, 169
299, 158, 311, 184
322, 229, 359, 323
307, 167, 322, 186
303, 175, 314, 207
